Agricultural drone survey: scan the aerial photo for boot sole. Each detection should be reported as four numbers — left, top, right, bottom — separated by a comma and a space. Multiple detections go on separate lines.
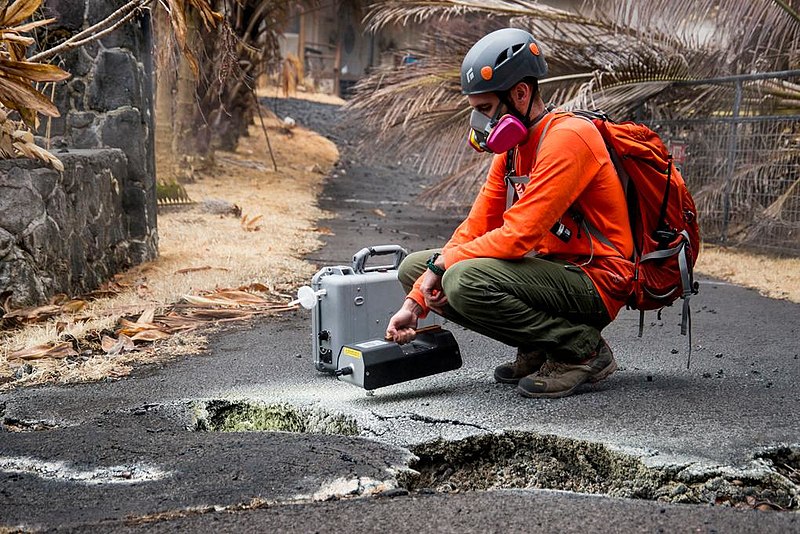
494, 373, 522, 385
516, 359, 618, 399
589, 358, 618, 383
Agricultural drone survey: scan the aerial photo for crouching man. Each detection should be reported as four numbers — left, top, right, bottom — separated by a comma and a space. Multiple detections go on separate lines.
386, 28, 635, 399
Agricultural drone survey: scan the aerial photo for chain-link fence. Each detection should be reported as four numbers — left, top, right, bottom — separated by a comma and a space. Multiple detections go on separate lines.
647, 71, 800, 256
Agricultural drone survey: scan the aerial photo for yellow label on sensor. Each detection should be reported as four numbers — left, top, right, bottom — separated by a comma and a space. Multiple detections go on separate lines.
342, 347, 362, 359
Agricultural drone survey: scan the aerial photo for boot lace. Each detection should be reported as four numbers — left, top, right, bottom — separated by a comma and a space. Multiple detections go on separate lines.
536, 360, 572, 377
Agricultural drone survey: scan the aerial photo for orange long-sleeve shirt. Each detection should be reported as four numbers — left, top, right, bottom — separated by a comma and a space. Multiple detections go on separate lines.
409, 112, 635, 319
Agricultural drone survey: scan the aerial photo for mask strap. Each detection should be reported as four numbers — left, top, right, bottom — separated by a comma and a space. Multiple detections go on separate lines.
522, 91, 535, 126
499, 82, 538, 127
528, 107, 548, 127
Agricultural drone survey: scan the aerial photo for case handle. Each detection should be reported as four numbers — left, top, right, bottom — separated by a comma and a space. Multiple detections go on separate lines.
352, 245, 408, 273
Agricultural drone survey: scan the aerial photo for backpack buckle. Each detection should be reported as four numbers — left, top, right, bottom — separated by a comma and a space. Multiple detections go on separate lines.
653, 229, 677, 249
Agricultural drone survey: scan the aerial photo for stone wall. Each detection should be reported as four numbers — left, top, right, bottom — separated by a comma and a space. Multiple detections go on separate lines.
0, 150, 153, 306
0, 1, 157, 307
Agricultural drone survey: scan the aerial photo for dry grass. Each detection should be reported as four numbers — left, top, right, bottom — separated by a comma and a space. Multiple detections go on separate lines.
0, 108, 338, 390
256, 82, 346, 106
695, 244, 800, 302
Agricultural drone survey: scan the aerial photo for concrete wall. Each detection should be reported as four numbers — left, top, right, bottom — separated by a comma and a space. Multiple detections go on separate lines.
0, 0, 157, 307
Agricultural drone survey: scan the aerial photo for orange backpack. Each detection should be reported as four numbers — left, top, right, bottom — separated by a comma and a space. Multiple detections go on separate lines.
509, 110, 702, 363
574, 111, 701, 358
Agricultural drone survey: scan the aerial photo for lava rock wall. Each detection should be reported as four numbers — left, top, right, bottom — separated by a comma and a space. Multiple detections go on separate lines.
0, 1, 157, 306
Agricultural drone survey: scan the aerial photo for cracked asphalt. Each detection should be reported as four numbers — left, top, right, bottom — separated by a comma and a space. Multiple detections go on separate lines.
0, 98, 798, 532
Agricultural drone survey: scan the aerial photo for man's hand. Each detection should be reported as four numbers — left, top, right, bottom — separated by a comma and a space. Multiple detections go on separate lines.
420, 269, 448, 311
386, 298, 422, 344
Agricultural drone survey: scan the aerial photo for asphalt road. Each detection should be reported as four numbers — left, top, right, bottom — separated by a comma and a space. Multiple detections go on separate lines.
0, 98, 798, 532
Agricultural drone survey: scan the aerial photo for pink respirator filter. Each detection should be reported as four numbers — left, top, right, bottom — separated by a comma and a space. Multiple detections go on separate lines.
485, 115, 528, 153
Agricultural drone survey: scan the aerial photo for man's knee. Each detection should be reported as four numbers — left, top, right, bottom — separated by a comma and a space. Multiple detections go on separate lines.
442, 260, 489, 312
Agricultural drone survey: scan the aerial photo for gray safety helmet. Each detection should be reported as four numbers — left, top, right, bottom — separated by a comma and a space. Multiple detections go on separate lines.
461, 28, 548, 95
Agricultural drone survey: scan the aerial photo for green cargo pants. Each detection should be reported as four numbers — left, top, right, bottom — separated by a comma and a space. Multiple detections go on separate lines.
398, 249, 611, 362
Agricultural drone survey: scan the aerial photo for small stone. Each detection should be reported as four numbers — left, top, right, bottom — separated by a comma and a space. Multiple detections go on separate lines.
295, 353, 302, 359
714, 353, 724, 358
670, 348, 679, 354
670, 483, 689, 496
13, 364, 34, 379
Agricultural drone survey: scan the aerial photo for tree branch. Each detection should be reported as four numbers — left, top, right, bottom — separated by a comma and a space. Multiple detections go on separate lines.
29, 0, 152, 62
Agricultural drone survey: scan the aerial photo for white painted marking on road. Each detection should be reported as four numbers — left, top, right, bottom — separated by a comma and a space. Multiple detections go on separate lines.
0, 456, 172, 485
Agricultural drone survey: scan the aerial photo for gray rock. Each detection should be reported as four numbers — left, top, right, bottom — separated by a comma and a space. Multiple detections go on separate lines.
122, 186, 149, 238
0, 226, 15, 260
62, 48, 94, 79
0, 150, 156, 306
43, 0, 85, 31
0, 166, 44, 235
0, 258, 47, 307
21, 216, 62, 266
100, 108, 146, 179
67, 111, 96, 130
67, 79, 87, 113
88, 49, 141, 112
29, 167, 59, 201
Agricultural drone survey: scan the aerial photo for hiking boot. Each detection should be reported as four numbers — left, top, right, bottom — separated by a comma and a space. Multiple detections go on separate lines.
516, 339, 617, 398
494, 349, 547, 384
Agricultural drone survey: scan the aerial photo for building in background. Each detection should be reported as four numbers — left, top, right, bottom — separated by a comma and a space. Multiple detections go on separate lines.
277, 2, 426, 97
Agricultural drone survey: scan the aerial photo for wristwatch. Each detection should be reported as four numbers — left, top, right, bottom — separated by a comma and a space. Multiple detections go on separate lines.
426, 252, 445, 276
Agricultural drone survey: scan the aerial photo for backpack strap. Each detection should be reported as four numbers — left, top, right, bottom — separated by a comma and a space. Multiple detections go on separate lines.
504, 149, 528, 209
576, 216, 619, 254
638, 229, 697, 367
504, 114, 558, 210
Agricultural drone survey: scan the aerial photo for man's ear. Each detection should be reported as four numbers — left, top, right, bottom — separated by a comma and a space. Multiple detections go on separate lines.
510, 81, 532, 105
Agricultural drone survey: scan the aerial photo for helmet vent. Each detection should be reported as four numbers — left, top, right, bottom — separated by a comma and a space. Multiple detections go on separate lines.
496, 43, 524, 68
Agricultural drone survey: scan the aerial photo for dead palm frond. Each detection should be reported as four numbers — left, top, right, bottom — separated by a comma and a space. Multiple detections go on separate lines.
349, 0, 800, 210
0, 0, 224, 169
365, 0, 583, 31
0, 0, 70, 122
0, 0, 70, 169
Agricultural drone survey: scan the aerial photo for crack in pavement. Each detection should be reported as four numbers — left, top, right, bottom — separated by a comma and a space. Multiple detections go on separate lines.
369, 410, 491, 432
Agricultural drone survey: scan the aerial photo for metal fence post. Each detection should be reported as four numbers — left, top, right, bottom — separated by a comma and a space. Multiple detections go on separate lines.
721, 80, 743, 242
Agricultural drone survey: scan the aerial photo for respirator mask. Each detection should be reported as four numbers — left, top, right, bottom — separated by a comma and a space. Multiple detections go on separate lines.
467, 90, 536, 154
467, 107, 528, 154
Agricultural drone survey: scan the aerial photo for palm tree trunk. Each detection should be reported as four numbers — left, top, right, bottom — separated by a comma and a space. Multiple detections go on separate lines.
173, 9, 211, 178
153, 6, 176, 182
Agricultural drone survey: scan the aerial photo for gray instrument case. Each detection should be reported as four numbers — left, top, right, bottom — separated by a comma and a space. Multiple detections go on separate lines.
311, 245, 437, 373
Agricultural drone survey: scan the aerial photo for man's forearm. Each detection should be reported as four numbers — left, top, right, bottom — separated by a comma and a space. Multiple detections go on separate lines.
403, 297, 424, 316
